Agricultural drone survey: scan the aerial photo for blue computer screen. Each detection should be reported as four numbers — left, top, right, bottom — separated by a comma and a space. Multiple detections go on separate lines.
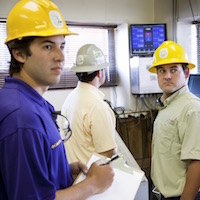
188, 74, 200, 98
130, 24, 166, 57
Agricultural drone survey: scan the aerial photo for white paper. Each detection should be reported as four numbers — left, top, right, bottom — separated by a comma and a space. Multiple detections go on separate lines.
75, 154, 144, 200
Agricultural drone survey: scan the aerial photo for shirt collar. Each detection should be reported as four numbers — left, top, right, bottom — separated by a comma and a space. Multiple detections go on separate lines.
4, 77, 51, 109
77, 81, 105, 100
159, 85, 189, 108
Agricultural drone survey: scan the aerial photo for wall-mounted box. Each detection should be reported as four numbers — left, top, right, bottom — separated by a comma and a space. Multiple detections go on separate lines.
130, 56, 162, 94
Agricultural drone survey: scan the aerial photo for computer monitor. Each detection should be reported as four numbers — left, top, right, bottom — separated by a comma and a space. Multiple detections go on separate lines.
188, 74, 200, 98
130, 23, 167, 57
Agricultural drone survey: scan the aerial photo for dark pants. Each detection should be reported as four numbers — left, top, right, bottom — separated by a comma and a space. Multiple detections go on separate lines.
161, 191, 200, 200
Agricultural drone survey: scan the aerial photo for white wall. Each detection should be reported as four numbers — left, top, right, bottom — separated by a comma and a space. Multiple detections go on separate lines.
176, 0, 199, 73
0, 0, 173, 111
177, 21, 197, 72
114, 23, 132, 109
154, 0, 174, 40
0, 0, 154, 23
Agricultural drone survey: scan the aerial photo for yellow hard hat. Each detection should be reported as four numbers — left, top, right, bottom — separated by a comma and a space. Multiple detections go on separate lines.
148, 40, 195, 73
5, 0, 77, 44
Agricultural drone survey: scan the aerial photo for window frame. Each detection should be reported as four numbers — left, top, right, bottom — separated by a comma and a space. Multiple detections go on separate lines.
0, 21, 118, 89
196, 23, 200, 73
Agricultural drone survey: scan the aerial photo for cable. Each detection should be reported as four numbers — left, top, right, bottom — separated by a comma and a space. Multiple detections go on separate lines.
137, 95, 143, 112
145, 95, 157, 110
141, 98, 151, 110
189, 0, 195, 22
189, 0, 198, 24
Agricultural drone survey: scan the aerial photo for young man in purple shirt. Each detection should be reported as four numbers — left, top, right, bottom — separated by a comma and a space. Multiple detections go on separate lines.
0, 0, 114, 199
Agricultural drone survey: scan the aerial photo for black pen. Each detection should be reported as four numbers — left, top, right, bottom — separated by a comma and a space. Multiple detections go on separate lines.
102, 154, 120, 165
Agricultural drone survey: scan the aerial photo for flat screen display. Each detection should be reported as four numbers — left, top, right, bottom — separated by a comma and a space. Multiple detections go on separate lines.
188, 74, 200, 98
130, 24, 167, 57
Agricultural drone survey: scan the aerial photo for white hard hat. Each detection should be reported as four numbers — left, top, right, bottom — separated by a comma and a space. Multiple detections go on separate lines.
70, 44, 109, 73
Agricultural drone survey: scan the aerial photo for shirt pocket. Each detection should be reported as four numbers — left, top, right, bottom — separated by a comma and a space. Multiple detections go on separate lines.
154, 119, 177, 157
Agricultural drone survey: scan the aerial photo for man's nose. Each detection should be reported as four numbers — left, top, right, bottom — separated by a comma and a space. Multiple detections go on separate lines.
54, 48, 64, 62
164, 71, 171, 79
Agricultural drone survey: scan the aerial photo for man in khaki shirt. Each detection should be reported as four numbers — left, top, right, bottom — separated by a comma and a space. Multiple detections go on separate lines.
149, 41, 200, 200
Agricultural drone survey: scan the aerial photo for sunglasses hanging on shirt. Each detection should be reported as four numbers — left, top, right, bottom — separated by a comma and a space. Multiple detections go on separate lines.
51, 112, 72, 142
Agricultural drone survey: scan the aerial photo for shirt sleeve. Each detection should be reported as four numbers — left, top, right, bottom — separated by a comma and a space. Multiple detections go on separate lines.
180, 109, 200, 160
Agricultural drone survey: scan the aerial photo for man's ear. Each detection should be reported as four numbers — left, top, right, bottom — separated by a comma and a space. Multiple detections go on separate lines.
97, 70, 101, 78
12, 49, 26, 63
185, 67, 190, 78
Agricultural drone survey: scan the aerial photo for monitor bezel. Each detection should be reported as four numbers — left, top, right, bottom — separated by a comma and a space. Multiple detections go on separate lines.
129, 23, 167, 57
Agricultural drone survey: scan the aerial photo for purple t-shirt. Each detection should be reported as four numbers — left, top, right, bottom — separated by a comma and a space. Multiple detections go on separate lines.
0, 77, 73, 200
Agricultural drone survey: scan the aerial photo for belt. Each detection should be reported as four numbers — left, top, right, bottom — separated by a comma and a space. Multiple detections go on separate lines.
152, 187, 180, 200
161, 191, 200, 200
161, 194, 180, 200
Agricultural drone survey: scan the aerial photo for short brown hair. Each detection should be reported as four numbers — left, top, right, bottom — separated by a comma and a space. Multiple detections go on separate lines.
76, 71, 98, 82
7, 37, 35, 77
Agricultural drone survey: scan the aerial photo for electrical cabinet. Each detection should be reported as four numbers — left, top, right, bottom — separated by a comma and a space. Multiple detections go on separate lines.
130, 56, 162, 94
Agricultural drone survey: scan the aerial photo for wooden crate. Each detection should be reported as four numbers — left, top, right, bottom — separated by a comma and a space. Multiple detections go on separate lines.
116, 113, 153, 177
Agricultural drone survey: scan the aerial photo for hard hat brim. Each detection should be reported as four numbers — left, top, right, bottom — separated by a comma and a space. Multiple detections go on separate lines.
149, 61, 196, 73
5, 29, 78, 44
148, 41, 196, 73
70, 62, 109, 73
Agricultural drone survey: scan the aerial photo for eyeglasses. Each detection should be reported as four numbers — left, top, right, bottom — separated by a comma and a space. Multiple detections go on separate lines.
51, 112, 72, 142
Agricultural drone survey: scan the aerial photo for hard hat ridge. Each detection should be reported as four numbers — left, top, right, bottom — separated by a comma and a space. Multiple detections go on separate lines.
70, 44, 109, 73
